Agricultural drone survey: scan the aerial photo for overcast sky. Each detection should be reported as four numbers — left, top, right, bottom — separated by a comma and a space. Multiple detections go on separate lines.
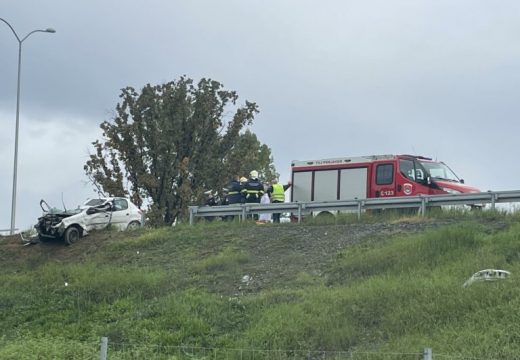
1, 0, 519, 231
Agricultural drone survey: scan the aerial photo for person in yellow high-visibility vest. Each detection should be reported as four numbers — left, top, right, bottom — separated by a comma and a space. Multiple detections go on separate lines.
266, 178, 292, 223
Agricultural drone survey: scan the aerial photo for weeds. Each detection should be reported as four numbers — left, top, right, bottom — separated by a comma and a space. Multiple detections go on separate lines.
2, 209, 520, 358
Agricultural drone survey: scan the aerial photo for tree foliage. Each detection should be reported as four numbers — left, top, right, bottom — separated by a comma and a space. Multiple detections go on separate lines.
226, 129, 277, 182
84, 77, 277, 225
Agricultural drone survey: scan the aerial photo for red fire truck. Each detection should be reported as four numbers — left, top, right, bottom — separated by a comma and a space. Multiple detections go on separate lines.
290, 154, 479, 204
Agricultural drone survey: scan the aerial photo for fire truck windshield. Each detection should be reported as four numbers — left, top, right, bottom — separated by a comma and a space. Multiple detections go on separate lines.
419, 161, 460, 182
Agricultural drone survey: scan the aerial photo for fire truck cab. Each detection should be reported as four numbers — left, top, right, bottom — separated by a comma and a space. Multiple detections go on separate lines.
290, 154, 479, 205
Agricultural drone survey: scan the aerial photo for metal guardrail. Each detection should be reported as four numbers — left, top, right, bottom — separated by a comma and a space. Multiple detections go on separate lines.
188, 190, 520, 225
0, 228, 19, 236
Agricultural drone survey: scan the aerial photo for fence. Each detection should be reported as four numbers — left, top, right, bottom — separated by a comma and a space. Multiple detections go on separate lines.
99, 339, 431, 359
188, 190, 520, 225
0, 335, 515, 359
93, 338, 520, 359
97, 337, 435, 359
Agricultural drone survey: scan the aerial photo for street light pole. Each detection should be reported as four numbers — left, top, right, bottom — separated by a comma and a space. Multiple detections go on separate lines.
0, 18, 55, 235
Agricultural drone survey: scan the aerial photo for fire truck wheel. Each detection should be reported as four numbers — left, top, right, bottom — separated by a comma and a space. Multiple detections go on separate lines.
64, 227, 81, 245
315, 211, 334, 220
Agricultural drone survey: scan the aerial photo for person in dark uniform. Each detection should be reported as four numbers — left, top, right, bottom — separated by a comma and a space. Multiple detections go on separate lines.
223, 176, 244, 205
204, 190, 219, 207
241, 170, 264, 203
203, 190, 220, 221
241, 170, 264, 219
222, 176, 243, 221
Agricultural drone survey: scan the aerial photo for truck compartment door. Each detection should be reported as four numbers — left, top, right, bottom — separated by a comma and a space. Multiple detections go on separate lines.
292, 171, 313, 202
340, 168, 368, 200
314, 170, 338, 201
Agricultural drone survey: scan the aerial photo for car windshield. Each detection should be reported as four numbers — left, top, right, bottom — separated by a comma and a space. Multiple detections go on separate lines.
84, 199, 107, 207
419, 161, 460, 182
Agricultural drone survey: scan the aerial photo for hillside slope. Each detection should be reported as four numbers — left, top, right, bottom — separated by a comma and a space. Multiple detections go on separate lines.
2, 218, 457, 294
1, 213, 519, 359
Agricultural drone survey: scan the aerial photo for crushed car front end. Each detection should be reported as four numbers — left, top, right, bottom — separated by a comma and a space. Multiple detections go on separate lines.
34, 200, 82, 241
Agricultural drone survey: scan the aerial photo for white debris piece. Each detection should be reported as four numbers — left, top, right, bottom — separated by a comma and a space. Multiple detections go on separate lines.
463, 269, 511, 287
241, 275, 251, 284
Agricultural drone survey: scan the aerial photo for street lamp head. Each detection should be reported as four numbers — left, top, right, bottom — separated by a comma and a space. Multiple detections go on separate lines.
45, 28, 56, 33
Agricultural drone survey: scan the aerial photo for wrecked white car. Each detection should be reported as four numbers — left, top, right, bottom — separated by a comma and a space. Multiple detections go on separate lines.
35, 197, 144, 245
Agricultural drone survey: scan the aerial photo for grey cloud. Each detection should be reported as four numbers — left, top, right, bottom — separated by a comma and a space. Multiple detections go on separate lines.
1, 0, 520, 230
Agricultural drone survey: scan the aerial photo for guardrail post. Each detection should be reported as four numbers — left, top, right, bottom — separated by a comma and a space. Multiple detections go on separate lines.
490, 192, 496, 210
420, 196, 426, 216
357, 200, 362, 220
99, 337, 108, 360
423, 347, 432, 360
189, 208, 194, 226
241, 206, 247, 222
297, 203, 302, 224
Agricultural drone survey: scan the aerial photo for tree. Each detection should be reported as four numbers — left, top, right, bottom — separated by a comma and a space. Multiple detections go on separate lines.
84, 77, 276, 225
225, 129, 278, 181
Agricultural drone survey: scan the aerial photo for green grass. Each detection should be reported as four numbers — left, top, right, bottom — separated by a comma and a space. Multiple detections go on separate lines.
1, 210, 520, 359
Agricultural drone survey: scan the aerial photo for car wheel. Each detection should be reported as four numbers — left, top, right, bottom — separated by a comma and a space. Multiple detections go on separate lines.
127, 221, 141, 230
64, 227, 81, 245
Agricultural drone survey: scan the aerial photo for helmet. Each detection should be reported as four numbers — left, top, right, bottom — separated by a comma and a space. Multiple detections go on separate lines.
240, 177, 247, 183
250, 170, 259, 179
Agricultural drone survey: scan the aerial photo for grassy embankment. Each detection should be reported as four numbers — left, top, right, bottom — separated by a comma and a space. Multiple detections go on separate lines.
1, 210, 520, 359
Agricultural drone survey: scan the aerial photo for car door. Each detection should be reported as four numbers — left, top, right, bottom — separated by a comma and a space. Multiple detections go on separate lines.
109, 198, 131, 230
84, 203, 112, 230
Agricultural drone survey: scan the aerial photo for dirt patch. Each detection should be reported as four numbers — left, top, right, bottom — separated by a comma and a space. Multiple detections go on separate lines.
228, 220, 458, 294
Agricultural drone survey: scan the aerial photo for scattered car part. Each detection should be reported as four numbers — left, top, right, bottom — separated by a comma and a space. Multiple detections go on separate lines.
463, 269, 511, 287
20, 231, 39, 246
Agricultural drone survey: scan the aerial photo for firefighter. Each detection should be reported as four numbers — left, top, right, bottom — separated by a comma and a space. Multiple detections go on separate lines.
222, 176, 243, 221
223, 176, 244, 205
204, 190, 219, 207
203, 190, 220, 222
266, 178, 292, 223
242, 170, 264, 204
